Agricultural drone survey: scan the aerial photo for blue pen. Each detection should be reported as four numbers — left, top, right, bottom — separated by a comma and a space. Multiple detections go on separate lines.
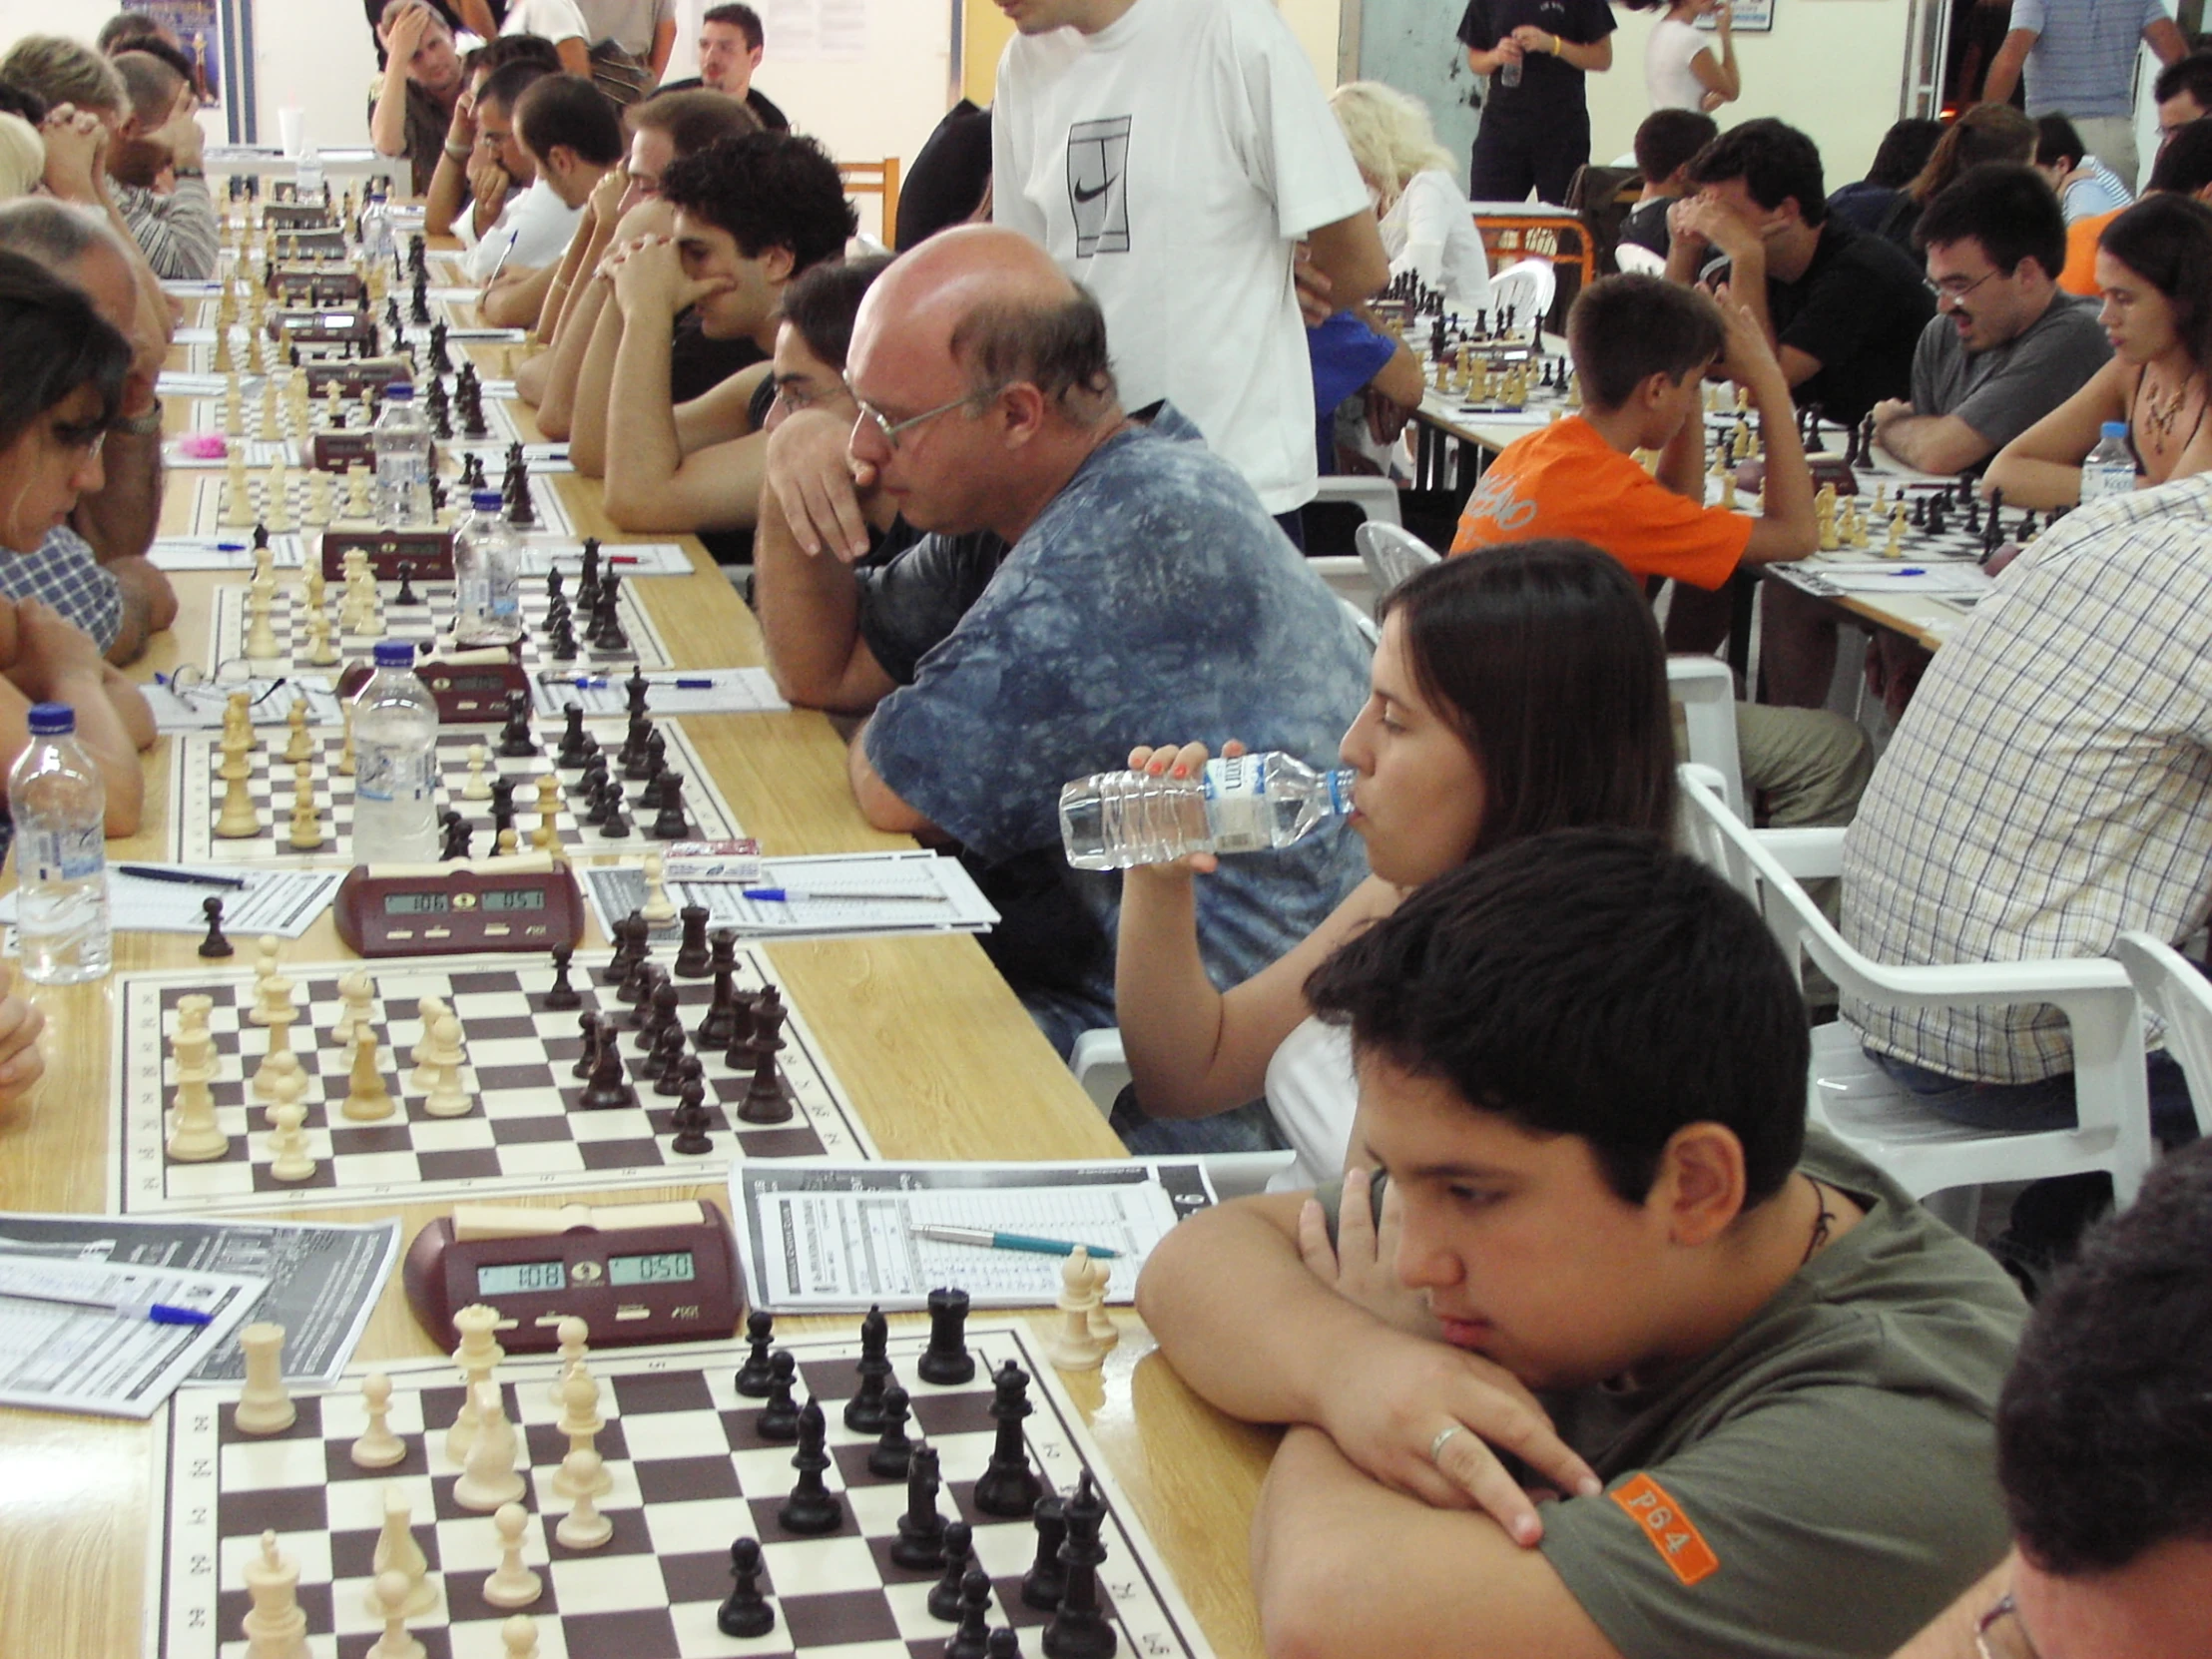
0, 1282, 219, 1325
910, 1224, 1120, 1259
1892, 568, 1927, 577
149, 1304, 216, 1326
743, 887, 947, 904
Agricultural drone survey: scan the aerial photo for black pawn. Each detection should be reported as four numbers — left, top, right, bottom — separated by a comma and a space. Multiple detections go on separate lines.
757, 1350, 802, 1441
695, 932, 743, 1048
393, 560, 420, 607
543, 943, 581, 1009
946, 1567, 994, 1659
649, 1018, 690, 1088
929, 1520, 976, 1622
624, 663, 650, 718
498, 691, 537, 758
716, 1536, 776, 1639
919, 1287, 975, 1384
578, 1025, 634, 1110
777, 1399, 843, 1535
735, 1309, 776, 1396
987, 1632, 1022, 1659
1022, 1495, 1068, 1610
1041, 1473, 1114, 1659
198, 895, 234, 958
556, 705, 594, 769
973, 1361, 1043, 1517
843, 1305, 892, 1433
890, 1442, 947, 1569
673, 904, 712, 977
669, 1078, 713, 1155
650, 772, 691, 840
868, 1383, 915, 1479
571, 1011, 602, 1080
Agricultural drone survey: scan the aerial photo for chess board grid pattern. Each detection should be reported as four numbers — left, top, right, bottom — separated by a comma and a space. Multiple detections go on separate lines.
186, 387, 522, 450
114, 950, 878, 1218
170, 720, 744, 866
190, 471, 574, 542
151, 1326, 1213, 1659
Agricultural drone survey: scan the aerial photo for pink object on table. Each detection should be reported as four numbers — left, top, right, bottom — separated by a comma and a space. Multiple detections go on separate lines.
178, 433, 228, 458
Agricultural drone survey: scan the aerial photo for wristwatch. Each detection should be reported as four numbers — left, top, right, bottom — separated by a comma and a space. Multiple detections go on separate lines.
115, 397, 164, 437
174, 166, 205, 179
444, 141, 472, 160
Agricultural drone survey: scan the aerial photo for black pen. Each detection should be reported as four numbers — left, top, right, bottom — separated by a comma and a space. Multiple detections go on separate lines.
116, 865, 249, 889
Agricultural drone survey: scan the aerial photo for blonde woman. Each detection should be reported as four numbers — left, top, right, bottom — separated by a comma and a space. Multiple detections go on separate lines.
1329, 81, 1494, 319
0, 114, 42, 201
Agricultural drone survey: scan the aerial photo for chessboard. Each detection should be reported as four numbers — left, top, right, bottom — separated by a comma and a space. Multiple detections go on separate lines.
148, 1322, 1214, 1659
114, 946, 876, 1217
186, 381, 522, 449
170, 717, 744, 865
188, 469, 572, 540
209, 576, 670, 677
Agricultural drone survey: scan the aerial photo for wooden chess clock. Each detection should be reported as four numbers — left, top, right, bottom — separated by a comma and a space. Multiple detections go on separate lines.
321, 526, 456, 580
404, 1199, 743, 1351
334, 853, 586, 956
336, 648, 529, 722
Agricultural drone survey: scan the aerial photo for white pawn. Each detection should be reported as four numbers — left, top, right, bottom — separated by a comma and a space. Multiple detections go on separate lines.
302, 605, 338, 667
481, 1502, 543, 1609
420, 1014, 471, 1118
639, 849, 677, 923
548, 1315, 588, 1405
1085, 1250, 1118, 1351
365, 1569, 425, 1659
351, 1372, 405, 1468
455, 1382, 525, 1512
407, 997, 451, 1088
334, 968, 376, 1050
234, 1322, 295, 1434
368, 1483, 435, 1617
267, 1092, 315, 1182
248, 937, 286, 1024
461, 744, 492, 801
551, 1370, 611, 1496
502, 1614, 540, 1659
554, 1449, 613, 1548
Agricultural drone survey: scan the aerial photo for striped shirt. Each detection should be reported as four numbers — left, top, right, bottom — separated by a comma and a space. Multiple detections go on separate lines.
0, 526, 124, 656
1841, 474, 2212, 1081
2059, 154, 2136, 222
114, 175, 220, 281
2010, 0, 2173, 119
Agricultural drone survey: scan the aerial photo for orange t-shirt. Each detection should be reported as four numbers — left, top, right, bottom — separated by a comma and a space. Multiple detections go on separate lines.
1448, 415, 1753, 590
2060, 207, 2124, 297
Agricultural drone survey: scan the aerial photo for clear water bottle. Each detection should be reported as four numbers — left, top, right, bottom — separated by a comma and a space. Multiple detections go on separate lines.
2079, 420, 2134, 505
453, 489, 523, 646
1060, 751, 1355, 871
350, 642, 440, 864
1500, 46, 1523, 87
294, 144, 324, 207
372, 383, 432, 527
9, 703, 111, 983
360, 187, 394, 269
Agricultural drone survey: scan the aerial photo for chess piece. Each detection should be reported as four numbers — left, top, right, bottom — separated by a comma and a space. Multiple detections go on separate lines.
717, 1536, 776, 1638
366, 1569, 425, 1659
543, 943, 581, 1010
267, 1094, 315, 1182
501, 1615, 540, 1659
919, 1287, 975, 1384
1085, 1253, 1117, 1350
844, 1305, 892, 1432
668, 1078, 713, 1155
737, 989, 790, 1124
639, 849, 677, 923
369, 1484, 435, 1617
241, 1529, 307, 1659
336, 702, 356, 775
351, 1372, 406, 1468
234, 1322, 296, 1434
286, 759, 326, 850
1022, 1495, 1068, 1610
735, 1308, 776, 1395
462, 743, 492, 801
673, 904, 712, 978
1040, 1473, 1115, 1659
419, 1013, 472, 1118
446, 1303, 506, 1462
554, 1450, 614, 1547
890, 1441, 948, 1569
946, 1566, 993, 1659
249, 938, 291, 1024
407, 996, 451, 1088
550, 1314, 590, 1403
302, 603, 338, 666
340, 1018, 396, 1120
334, 969, 376, 1051
482, 1502, 543, 1608
972, 1361, 1043, 1517
166, 1003, 229, 1162
930, 1520, 977, 1622
777, 1398, 843, 1534
532, 774, 561, 853
756, 1350, 802, 1440
1046, 1247, 1111, 1373
283, 701, 312, 763
551, 1370, 611, 1495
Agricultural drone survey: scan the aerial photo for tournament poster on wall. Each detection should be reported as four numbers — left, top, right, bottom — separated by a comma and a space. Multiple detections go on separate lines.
1696, 0, 1776, 32
125, 0, 259, 143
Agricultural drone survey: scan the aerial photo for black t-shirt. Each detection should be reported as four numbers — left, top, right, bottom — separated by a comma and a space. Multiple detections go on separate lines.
1764, 217, 1936, 427
668, 313, 765, 406
1617, 196, 1672, 258
1456, 0, 1616, 121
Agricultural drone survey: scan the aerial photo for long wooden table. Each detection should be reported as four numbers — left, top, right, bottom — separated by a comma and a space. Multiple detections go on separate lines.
0, 453, 1274, 1655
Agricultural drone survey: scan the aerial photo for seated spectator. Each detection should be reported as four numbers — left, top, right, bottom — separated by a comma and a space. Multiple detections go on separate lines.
1668, 118, 1936, 429
370, 0, 468, 198
653, 5, 787, 132
1330, 81, 1494, 319
1452, 274, 1872, 826
758, 226, 1370, 1059
1990, 193, 2212, 508
2154, 47, 2212, 150
1892, 1139, 2212, 1659
423, 32, 561, 242
520, 86, 756, 427
1136, 829, 2026, 1659
499, 0, 592, 78
1876, 102, 2036, 259
2035, 112, 2134, 224
0, 200, 179, 667
457, 59, 572, 283
475, 70, 621, 328
1106, 544, 1677, 1176
575, 131, 853, 541
1616, 106, 1716, 261
0, 252, 158, 844
1827, 115, 1941, 233
1842, 463, 2212, 1282
896, 98, 991, 249
2059, 115, 2212, 295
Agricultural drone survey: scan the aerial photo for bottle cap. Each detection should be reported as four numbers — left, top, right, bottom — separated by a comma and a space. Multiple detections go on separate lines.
2102, 420, 2129, 439
382, 382, 414, 401
26, 702, 74, 736
472, 490, 505, 511
371, 641, 417, 668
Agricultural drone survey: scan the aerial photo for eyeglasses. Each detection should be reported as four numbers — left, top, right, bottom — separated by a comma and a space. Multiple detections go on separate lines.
1973, 1592, 2040, 1659
1934, 269, 1999, 306
771, 374, 849, 418
853, 384, 1004, 451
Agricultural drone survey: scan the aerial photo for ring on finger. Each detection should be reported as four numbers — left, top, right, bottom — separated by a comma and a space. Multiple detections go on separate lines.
1428, 1423, 1463, 1464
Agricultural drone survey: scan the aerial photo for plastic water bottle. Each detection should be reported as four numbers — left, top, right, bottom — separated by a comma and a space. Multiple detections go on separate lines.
350, 643, 440, 864
294, 144, 324, 207
2079, 420, 2134, 505
453, 489, 523, 647
1500, 45, 1523, 87
360, 187, 394, 269
9, 703, 111, 983
1059, 751, 1355, 871
372, 383, 432, 527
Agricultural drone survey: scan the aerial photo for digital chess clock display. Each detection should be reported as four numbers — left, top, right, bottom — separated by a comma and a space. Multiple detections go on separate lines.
383, 892, 452, 915
483, 888, 548, 912
609, 1251, 695, 1287
476, 1259, 566, 1295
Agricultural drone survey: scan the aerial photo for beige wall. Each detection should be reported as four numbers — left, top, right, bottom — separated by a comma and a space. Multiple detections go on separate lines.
962, 0, 1345, 104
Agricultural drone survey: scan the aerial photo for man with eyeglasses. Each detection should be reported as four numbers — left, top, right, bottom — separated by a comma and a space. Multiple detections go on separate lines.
1891, 1137, 2212, 1659
759, 225, 1369, 1069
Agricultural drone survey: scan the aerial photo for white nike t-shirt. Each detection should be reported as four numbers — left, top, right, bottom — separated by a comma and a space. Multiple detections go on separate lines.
993, 0, 1370, 514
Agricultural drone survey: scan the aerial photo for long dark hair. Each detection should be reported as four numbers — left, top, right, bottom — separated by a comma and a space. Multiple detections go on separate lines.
1375, 540, 1679, 859
0, 250, 129, 455
2099, 194, 2212, 372
1906, 104, 2036, 205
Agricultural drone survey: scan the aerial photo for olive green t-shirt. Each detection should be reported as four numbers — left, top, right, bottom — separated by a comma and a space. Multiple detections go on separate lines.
1325, 1130, 2025, 1659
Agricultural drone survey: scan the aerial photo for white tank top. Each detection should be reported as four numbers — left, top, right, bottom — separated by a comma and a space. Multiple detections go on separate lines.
1264, 1016, 1360, 1192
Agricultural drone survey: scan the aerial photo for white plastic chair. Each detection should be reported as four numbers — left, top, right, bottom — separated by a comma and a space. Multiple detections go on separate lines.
1311, 474, 1402, 527
1611, 242, 1667, 276
1354, 520, 1439, 600
1676, 767, 2157, 1220
1487, 257, 1557, 327
2113, 931, 2212, 1139
1665, 657, 1746, 819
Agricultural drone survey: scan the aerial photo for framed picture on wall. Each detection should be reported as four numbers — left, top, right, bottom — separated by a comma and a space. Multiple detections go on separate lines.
1697, 0, 1775, 32
125, 0, 257, 143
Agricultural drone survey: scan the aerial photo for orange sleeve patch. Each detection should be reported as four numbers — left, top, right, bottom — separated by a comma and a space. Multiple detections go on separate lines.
1608, 1472, 1721, 1587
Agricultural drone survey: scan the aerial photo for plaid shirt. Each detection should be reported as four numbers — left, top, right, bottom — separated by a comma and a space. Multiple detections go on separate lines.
1842, 473, 2212, 1082
114, 174, 219, 280
0, 526, 124, 655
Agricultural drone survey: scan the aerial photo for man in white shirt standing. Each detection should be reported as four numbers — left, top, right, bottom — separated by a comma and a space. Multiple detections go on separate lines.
991, 0, 1388, 541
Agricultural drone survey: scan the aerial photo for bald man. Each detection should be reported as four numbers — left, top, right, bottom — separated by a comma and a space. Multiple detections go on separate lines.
756, 227, 1370, 1081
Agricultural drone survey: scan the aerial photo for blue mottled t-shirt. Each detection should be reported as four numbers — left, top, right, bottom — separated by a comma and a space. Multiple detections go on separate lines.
860, 405, 1372, 1052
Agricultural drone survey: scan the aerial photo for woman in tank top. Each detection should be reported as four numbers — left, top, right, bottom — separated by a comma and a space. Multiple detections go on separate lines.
1988, 195, 2212, 508
1109, 542, 1680, 1188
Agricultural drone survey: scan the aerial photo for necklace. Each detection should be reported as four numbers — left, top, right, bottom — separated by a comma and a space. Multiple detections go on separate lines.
2136, 367, 2200, 447
1800, 1174, 1835, 1266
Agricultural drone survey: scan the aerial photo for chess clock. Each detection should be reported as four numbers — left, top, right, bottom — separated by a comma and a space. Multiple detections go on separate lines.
337, 649, 528, 722
404, 1199, 743, 1351
308, 431, 374, 473
322, 527, 456, 580
335, 853, 587, 956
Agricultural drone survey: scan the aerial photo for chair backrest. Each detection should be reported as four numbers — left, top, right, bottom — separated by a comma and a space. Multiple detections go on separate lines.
1612, 241, 1667, 276
1488, 257, 1558, 329
837, 157, 902, 246
1565, 162, 1642, 274
1340, 594, 1381, 649
2114, 931, 2212, 1139
1354, 520, 1440, 602
1664, 657, 1745, 817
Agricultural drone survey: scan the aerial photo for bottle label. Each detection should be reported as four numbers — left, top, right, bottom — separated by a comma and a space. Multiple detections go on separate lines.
24, 826, 103, 883
356, 748, 432, 805
1202, 755, 1273, 853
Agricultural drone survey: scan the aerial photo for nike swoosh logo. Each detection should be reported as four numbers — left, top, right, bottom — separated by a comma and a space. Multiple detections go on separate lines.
1074, 179, 1112, 204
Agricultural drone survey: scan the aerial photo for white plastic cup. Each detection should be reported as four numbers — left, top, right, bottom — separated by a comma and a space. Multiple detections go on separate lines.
277, 106, 305, 158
